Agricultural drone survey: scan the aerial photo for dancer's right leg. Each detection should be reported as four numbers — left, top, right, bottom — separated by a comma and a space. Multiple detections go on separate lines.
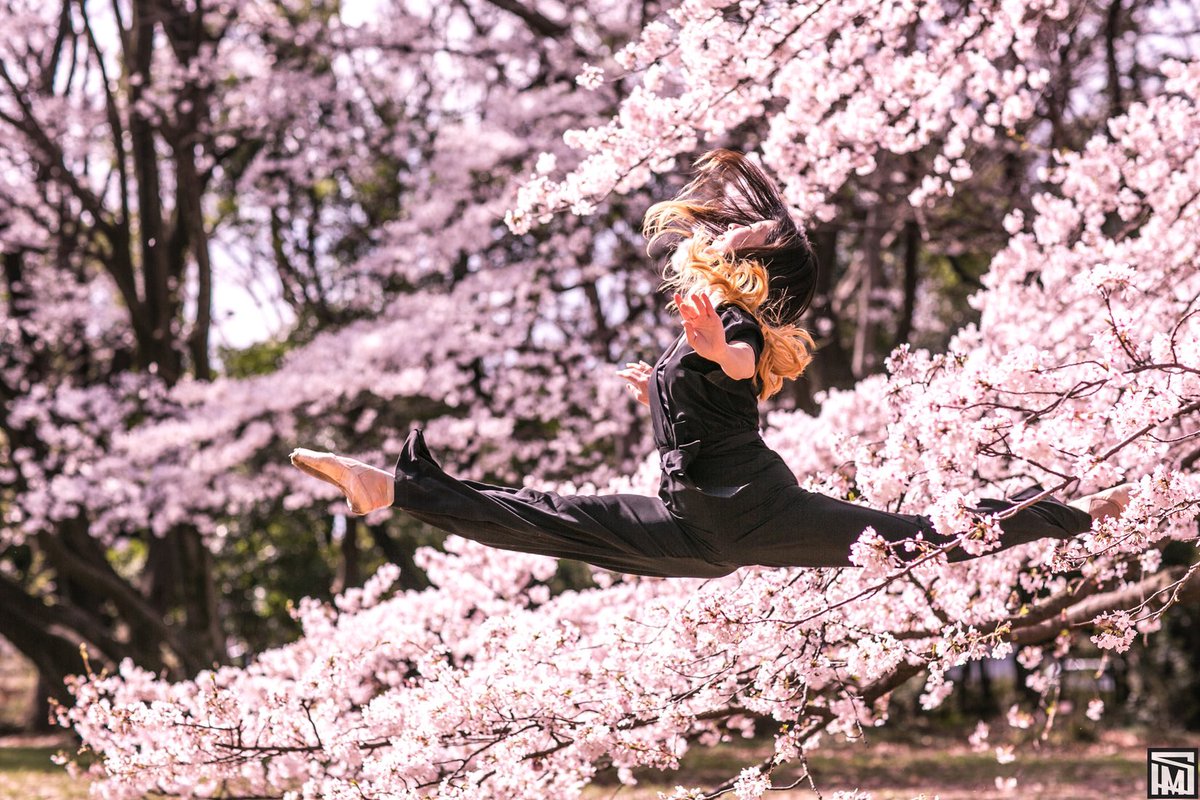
290, 432, 735, 578
390, 429, 735, 578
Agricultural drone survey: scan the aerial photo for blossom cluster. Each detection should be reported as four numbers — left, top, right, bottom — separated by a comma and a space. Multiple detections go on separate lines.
59, 58, 1200, 797
509, 0, 1070, 231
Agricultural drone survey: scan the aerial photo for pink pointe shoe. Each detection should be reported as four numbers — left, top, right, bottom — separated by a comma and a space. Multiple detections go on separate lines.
289, 448, 395, 515
1069, 482, 1133, 522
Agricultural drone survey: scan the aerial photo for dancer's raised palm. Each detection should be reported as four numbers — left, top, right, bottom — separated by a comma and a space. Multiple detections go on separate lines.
674, 290, 728, 362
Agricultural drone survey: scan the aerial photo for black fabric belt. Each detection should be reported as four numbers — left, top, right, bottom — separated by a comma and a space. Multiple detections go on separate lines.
657, 428, 763, 480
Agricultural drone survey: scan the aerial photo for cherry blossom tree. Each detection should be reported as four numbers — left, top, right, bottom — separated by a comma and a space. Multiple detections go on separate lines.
40, 1, 1200, 798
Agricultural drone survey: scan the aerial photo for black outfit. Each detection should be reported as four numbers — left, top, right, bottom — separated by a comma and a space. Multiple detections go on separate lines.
391, 304, 1092, 578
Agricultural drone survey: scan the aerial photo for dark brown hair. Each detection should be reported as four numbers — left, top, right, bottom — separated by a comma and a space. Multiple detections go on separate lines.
643, 148, 819, 326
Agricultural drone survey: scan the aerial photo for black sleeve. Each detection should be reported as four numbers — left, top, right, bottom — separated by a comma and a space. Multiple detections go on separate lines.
719, 304, 764, 363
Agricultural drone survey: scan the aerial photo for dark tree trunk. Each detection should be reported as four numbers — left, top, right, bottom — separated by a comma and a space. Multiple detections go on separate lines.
893, 218, 920, 348
853, 201, 885, 378
176, 152, 213, 380
335, 519, 363, 595
144, 528, 226, 675
1104, 0, 1125, 123
179, 528, 227, 671
127, 0, 182, 382
788, 225, 854, 413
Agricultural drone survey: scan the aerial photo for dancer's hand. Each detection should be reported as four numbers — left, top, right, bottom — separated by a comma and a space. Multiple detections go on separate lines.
675, 291, 725, 361
616, 360, 653, 406
707, 219, 777, 256
675, 291, 756, 380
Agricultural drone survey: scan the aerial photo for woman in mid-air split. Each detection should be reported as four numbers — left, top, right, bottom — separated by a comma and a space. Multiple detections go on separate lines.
290, 149, 1130, 579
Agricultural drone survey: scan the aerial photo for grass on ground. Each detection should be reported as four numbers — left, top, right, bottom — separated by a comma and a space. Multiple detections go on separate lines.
582, 726, 1179, 800
0, 736, 88, 800
1, 726, 1188, 800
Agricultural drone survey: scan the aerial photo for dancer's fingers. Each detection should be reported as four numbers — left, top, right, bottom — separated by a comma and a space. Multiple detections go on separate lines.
674, 292, 693, 321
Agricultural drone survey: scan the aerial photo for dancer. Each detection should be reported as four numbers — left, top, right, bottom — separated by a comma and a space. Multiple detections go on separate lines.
290, 150, 1129, 578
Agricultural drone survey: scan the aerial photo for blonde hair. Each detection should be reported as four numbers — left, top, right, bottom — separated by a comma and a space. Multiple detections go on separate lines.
644, 204, 815, 400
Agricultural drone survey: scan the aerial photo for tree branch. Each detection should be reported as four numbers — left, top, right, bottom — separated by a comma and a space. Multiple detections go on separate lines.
36, 529, 185, 666
481, 0, 568, 38
1009, 565, 1200, 646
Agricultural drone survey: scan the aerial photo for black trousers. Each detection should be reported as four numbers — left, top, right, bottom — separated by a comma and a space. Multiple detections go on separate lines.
391, 429, 1092, 579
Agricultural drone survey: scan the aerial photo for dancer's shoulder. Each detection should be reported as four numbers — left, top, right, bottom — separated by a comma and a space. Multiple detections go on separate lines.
716, 303, 764, 357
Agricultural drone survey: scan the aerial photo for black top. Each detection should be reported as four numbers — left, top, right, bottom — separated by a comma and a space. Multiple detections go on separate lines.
649, 303, 766, 484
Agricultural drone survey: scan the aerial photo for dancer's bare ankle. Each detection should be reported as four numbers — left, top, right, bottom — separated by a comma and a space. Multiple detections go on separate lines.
348, 468, 394, 515
1088, 498, 1123, 521
1070, 483, 1131, 522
